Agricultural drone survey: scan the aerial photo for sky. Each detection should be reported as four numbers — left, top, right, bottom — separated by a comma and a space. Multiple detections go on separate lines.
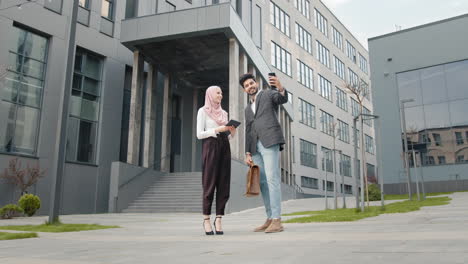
321, 0, 468, 49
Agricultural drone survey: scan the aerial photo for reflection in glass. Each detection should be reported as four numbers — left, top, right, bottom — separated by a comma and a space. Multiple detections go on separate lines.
423, 103, 451, 130
449, 99, 468, 127
397, 59, 468, 167
397, 70, 421, 107
445, 60, 468, 100
420, 65, 446, 104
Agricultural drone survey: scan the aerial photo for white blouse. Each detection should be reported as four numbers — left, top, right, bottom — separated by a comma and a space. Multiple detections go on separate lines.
197, 108, 233, 140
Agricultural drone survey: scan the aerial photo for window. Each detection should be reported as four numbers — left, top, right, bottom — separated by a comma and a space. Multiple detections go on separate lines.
432, 133, 442, 146
361, 79, 370, 100
334, 56, 345, 80
318, 75, 332, 102
271, 42, 292, 76
424, 155, 435, 165
66, 49, 103, 164
365, 134, 374, 154
270, 2, 290, 37
1, 26, 48, 155
322, 180, 334, 191
455, 132, 464, 145
346, 41, 356, 63
301, 176, 318, 189
253, 4, 262, 48
351, 98, 360, 117
294, 0, 310, 19
314, 9, 328, 37
348, 68, 358, 86
367, 163, 376, 183
344, 184, 352, 194
456, 155, 465, 163
320, 110, 334, 136
321, 147, 333, 172
332, 26, 343, 50
338, 119, 350, 143
300, 139, 317, 168
359, 53, 368, 74
299, 98, 315, 128
340, 153, 352, 177
316, 41, 330, 68
79, 0, 89, 8
438, 156, 446, 164
101, 0, 114, 20
336, 87, 348, 111
363, 106, 372, 127
295, 23, 312, 53
125, 0, 138, 18
297, 60, 313, 89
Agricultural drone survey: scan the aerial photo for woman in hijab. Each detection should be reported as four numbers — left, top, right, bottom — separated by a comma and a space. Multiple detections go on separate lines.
197, 86, 236, 235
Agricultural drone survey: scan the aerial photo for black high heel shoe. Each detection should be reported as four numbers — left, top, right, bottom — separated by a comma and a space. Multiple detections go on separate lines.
213, 216, 224, 235
203, 218, 214, 235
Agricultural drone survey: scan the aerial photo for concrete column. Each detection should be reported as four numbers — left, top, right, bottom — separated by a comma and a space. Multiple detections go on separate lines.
160, 74, 171, 172
191, 89, 198, 171
229, 38, 240, 160
127, 51, 144, 165
143, 64, 158, 168
238, 51, 248, 158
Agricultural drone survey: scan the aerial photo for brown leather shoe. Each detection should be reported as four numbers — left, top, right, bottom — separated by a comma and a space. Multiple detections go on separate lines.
265, 219, 284, 233
253, 219, 272, 232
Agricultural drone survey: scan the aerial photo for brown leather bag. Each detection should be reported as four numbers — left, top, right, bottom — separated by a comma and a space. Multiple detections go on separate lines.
245, 164, 260, 197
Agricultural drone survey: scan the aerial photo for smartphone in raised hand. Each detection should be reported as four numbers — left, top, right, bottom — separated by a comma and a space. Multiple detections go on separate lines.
268, 72, 276, 89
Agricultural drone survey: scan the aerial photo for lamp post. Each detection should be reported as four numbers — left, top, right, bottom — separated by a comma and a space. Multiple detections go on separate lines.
48, 0, 79, 223
400, 99, 414, 200
339, 150, 346, 208
353, 116, 360, 210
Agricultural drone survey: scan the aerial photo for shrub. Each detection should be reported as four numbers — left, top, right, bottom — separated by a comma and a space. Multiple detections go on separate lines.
0, 204, 24, 219
368, 184, 382, 201
0, 158, 46, 195
18, 194, 41, 217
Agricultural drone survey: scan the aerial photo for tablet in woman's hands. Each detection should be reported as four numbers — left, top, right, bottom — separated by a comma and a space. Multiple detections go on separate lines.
226, 119, 241, 128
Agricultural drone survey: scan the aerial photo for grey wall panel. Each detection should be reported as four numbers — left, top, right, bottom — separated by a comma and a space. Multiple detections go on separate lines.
61, 163, 99, 214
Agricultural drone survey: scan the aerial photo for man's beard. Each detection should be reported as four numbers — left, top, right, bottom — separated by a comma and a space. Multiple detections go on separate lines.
249, 88, 258, 96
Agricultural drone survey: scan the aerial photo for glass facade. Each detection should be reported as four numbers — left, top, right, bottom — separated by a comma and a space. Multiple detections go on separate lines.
0, 26, 48, 155
66, 48, 103, 164
397, 59, 468, 167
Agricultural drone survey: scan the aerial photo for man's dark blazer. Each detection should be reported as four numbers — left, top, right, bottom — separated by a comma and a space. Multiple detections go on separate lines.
245, 88, 288, 155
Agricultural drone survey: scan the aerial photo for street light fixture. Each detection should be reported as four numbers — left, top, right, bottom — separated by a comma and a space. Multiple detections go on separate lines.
400, 98, 414, 201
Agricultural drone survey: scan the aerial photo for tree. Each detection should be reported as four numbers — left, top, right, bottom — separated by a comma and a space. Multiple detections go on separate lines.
0, 158, 46, 195
344, 80, 370, 210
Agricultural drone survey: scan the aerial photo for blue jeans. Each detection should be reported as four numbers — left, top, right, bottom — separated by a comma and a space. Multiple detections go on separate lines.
252, 141, 281, 219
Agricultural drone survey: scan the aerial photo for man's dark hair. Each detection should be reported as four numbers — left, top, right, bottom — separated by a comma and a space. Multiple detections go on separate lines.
239, 73, 256, 87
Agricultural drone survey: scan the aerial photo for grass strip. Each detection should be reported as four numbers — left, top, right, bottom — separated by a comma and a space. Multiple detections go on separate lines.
0, 231, 38, 240
283, 196, 451, 223
0, 223, 119, 233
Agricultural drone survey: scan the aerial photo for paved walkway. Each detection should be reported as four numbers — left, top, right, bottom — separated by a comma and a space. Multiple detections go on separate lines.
1, 193, 467, 264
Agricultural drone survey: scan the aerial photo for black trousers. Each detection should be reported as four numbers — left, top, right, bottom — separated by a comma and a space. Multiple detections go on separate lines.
202, 134, 231, 215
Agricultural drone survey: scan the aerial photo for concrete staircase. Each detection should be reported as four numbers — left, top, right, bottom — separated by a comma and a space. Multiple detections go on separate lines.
122, 172, 213, 213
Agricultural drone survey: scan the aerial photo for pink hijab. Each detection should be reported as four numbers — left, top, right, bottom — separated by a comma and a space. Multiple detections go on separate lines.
204, 86, 228, 126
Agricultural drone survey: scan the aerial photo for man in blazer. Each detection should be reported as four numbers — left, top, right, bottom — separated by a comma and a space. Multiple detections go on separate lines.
240, 73, 288, 233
